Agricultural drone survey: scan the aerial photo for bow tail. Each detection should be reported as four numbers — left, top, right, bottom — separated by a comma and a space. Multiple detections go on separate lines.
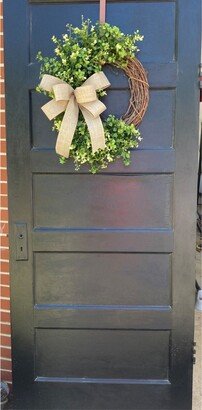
80, 107, 106, 154
55, 95, 79, 158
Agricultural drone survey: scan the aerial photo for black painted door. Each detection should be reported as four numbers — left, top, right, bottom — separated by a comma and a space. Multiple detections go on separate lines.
4, 1, 200, 409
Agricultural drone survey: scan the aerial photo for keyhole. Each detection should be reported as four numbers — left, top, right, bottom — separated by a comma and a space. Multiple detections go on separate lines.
15, 224, 27, 260
19, 234, 23, 253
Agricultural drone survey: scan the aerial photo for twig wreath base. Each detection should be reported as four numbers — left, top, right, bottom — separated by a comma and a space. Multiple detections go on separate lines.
123, 57, 149, 126
37, 20, 149, 173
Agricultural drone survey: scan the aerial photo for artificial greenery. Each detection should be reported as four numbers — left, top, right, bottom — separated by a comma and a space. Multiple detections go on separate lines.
37, 19, 143, 173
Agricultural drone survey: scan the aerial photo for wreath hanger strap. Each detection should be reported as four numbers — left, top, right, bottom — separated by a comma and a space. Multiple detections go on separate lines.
99, 0, 106, 23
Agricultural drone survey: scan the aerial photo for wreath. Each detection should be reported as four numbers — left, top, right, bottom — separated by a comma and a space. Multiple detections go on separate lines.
37, 19, 149, 173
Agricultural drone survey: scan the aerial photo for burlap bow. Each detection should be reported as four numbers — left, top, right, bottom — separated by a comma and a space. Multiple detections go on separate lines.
39, 72, 111, 158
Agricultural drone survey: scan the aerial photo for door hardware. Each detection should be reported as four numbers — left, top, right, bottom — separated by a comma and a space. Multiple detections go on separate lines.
14, 223, 28, 261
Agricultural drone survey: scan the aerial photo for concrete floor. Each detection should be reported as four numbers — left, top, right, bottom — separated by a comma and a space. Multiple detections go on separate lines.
192, 237, 202, 410
193, 311, 202, 410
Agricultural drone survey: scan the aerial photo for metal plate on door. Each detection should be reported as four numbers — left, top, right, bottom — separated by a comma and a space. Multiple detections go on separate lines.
14, 223, 28, 261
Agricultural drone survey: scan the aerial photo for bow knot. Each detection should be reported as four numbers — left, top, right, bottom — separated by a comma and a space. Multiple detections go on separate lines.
39, 72, 110, 158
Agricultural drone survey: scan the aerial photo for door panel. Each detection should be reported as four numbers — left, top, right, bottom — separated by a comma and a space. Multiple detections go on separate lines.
34, 253, 171, 306
29, 2, 175, 63
35, 329, 170, 380
33, 174, 173, 228
4, 0, 200, 409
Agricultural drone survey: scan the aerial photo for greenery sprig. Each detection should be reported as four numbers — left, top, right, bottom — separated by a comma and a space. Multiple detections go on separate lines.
37, 19, 143, 173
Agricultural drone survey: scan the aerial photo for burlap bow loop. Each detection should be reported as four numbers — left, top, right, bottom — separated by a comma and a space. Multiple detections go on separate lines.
39, 72, 110, 158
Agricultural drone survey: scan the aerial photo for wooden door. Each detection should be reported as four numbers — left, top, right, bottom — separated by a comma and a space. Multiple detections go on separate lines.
4, 1, 200, 409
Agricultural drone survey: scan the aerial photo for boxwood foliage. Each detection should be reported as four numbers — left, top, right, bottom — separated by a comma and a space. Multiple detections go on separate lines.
37, 19, 143, 173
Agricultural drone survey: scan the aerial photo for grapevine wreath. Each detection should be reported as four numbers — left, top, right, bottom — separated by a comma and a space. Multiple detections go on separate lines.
37, 19, 149, 173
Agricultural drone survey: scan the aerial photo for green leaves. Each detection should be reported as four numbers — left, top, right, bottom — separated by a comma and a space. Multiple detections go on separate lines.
54, 115, 141, 173
36, 19, 143, 87
36, 19, 143, 173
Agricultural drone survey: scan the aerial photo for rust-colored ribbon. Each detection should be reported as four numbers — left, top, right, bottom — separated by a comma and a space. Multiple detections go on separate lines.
99, 0, 106, 23
39, 72, 110, 158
